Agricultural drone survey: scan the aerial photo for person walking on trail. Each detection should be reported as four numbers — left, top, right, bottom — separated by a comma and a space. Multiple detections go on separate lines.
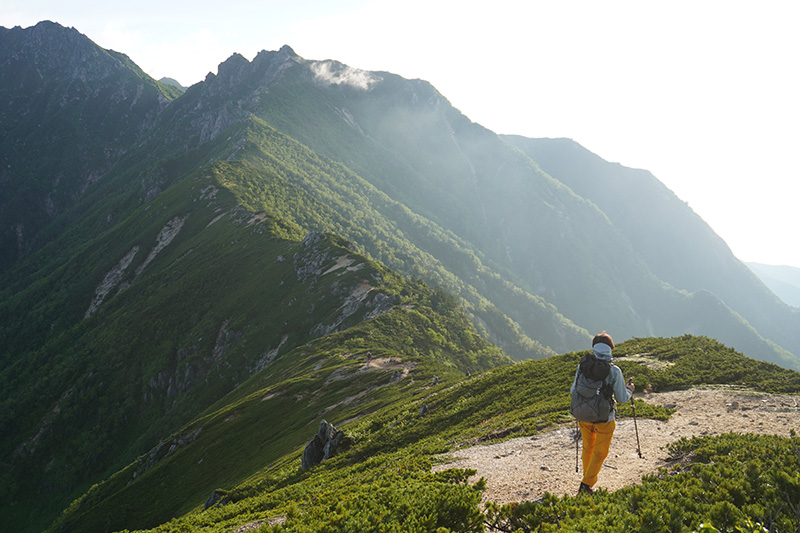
569, 332, 634, 495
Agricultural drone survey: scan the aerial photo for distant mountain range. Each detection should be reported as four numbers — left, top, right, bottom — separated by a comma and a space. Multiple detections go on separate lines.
747, 262, 800, 308
158, 77, 187, 91
1, 21, 800, 531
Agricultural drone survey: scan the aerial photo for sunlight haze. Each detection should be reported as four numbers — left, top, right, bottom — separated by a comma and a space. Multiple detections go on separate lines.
5, 0, 799, 267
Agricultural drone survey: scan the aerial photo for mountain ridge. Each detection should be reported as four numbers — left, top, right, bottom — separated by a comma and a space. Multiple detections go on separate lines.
52, 335, 800, 533
3, 23, 797, 369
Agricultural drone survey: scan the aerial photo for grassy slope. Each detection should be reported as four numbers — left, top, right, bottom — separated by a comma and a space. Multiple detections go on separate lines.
2, 39, 797, 533
3, 104, 564, 532
1, 159, 512, 532
174, 59, 597, 356
48, 290, 510, 532
51, 335, 800, 532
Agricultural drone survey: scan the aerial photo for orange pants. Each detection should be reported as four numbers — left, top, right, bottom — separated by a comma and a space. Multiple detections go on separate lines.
579, 420, 616, 488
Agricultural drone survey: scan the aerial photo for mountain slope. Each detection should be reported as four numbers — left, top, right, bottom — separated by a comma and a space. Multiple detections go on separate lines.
0, 166, 509, 531
3, 24, 797, 369
46, 300, 505, 533
747, 262, 800, 308
0, 21, 180, 273
502, 136, 800, 364
145, 47, 590, 357
169, 47, 799, 369
230, 52, 658, 338
0, 27, 521, 530
53, 335, 800, 532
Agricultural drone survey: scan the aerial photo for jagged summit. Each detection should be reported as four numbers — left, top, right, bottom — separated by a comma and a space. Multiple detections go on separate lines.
1, 20, 100, 74
278, 43, 298, 57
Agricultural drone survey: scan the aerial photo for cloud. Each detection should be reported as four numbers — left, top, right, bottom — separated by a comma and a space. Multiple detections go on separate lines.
310, 61, 380, 91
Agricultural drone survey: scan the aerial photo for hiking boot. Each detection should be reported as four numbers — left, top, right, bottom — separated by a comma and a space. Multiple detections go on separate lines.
577, 482, 593, 495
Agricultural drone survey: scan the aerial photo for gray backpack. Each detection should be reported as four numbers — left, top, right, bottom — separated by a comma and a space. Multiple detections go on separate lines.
570, 354, 614, 423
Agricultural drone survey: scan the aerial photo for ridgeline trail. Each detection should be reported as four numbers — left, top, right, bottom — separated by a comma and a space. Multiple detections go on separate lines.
434, 387, 800, 502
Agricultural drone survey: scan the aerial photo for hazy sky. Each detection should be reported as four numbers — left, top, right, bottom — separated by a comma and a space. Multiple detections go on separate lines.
5, 1, 799, 268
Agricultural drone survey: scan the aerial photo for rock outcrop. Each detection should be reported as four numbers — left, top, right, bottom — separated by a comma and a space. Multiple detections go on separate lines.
301, 420, 346, 471
129, 428, 202, 483
204, 489, 228, 510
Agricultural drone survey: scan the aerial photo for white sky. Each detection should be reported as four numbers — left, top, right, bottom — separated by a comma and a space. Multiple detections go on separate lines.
4, 0, 799, 268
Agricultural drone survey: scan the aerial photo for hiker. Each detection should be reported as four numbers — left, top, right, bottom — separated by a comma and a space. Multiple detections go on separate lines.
570, 332, 634, 495
366, 351, 372, 366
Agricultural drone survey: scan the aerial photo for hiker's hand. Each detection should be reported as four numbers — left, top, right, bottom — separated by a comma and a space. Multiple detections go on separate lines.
627, 379, 635, 392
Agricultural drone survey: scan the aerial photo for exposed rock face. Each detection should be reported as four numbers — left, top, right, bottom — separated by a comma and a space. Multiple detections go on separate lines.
129, 428, 202, 483
296, 232, 400, 337
252, 334, 288, 373
204, 489, 227, 510
85, 215, 187, 318
293, 232, 334, 282
180, 46, 298, 145
364, 292, 399, 320
84, 245, 140, 317
135, 215, 187, 275
301, 420, 345, 471
144, 318, 243, 403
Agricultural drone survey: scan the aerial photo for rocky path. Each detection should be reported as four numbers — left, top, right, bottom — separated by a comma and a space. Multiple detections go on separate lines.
434, 387, 800, 502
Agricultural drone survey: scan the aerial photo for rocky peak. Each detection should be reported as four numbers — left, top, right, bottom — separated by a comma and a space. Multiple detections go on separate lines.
278, 44, 298, 58
2, 21, 116, 86
215, 52, 250, 85
0, 21, 178, 274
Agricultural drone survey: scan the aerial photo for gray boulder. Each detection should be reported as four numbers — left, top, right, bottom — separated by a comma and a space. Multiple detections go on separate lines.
301, 420, 345, 471
204, 489, 227, 509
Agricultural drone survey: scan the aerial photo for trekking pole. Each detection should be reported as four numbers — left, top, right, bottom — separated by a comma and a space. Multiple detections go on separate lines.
575, 420, 579, 473
628, 378, 643, 458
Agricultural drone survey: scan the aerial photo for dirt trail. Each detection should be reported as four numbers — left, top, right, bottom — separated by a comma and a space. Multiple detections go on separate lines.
433, 387, 800, 502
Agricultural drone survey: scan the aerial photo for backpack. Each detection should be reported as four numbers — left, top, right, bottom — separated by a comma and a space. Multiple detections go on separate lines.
570, 354, 614, 423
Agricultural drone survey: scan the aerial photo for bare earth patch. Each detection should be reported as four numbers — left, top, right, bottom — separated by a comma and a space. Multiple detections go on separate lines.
360, 356, 415, 376
433, 387, 799, 502
318, 357, 416, 418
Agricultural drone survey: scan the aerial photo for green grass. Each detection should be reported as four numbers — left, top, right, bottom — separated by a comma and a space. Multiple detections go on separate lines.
613, 335, 800, 393
2, 164, 509, 533
46, 307, 507, 532
209, 117, 583, 359
50, 335, 800, 532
